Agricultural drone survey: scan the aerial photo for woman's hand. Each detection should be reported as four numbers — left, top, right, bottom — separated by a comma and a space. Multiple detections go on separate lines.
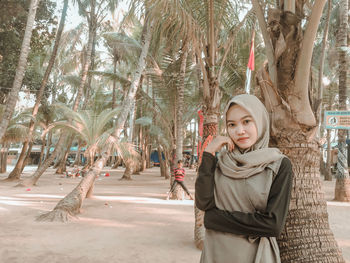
204, 136, 234, 155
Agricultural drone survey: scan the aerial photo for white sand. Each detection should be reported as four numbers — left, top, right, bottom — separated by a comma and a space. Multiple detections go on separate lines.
0, 167, 349, 263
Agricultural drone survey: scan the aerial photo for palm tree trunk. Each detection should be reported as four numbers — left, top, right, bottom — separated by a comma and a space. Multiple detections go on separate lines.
253, 1, 344, 261
325, 129, 332, 181
335, 0, 350, 202
0, 143, 9, 173
38, 139, 46, 167
36, 145, 111, 222
73, 142, 82, 166
172, 43, 188, 200
56, 135, 74, 174
0, 0, 40, 140
7, 141, 29, 180
44, 130, 52, 163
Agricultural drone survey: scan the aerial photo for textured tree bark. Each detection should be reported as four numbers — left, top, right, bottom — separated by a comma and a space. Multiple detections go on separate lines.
275, 135, 344, 262
36, 147, 109, 222
253, 1, 345, 261
194, 120, 217, 250
335, 0, 350, 202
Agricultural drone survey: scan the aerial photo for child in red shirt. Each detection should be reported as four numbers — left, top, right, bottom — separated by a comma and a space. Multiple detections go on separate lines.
166, 160, 194, 200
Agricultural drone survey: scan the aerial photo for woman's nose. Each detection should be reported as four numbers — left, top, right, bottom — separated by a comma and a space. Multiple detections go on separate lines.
236, 124, 245, 135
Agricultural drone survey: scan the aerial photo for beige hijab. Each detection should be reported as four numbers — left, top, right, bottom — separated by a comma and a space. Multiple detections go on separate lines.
217, 94, 284, 179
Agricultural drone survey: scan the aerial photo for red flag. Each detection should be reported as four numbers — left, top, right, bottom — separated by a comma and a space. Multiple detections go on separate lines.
247, 31, 255, 71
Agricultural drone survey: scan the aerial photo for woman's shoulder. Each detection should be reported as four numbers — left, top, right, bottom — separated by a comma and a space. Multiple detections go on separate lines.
280, 157, 292, 168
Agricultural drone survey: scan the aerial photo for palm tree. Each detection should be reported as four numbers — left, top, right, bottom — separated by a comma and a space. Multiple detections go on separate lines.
6, 0, 69, 180
0, 0, 40, 140
36, 11, 153, 222
0, 107, 32, 173
253, 0, 344, 261
335, 0, 350, 202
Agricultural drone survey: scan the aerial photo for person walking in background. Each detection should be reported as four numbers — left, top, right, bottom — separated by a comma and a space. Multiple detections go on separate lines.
195, 94, 293, 263
166, 160, 194, 200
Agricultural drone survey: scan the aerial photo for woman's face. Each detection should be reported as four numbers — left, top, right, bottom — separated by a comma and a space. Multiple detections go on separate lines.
226, 104, 258, 150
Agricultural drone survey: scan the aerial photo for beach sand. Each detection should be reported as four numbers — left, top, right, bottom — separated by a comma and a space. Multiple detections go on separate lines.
0, 166, 349, 263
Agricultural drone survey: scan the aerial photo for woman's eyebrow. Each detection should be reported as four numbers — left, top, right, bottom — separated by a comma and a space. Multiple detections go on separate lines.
227, 115, 252, 122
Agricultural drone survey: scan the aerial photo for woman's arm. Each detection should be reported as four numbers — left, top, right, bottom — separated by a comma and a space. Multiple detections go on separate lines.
204, 157, 293, 237
195, 152, 217, 211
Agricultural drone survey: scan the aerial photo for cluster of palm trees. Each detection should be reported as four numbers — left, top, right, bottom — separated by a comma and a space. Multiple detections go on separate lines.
0, 0, 348, 262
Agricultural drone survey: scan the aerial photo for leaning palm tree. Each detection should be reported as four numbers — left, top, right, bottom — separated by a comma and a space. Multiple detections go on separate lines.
6, 0, 69, 180
0, 0, 40, 140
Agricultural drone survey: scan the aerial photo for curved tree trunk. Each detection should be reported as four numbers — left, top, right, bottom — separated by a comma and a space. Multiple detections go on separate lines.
36, 147, 109, 222
7, 141, 29, 180
0, 0, 40, 140
120, 158, 132, 180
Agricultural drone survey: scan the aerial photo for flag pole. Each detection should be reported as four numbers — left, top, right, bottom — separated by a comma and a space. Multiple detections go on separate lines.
245, 29, 255, 94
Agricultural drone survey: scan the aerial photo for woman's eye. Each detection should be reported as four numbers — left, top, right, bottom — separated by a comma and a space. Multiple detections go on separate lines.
243, 119, 251, 124
228, 123, 235, 127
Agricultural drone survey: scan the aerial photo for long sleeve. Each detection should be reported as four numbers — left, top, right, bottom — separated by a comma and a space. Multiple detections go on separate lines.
195, 151, 217, 211
204, 157, 293, 237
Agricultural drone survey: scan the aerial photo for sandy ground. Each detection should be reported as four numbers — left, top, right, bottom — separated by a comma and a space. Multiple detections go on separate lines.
0, 166, 349, 263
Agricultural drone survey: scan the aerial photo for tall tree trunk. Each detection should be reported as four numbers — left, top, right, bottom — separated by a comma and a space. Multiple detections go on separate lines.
325, 129, 332, 181
44, 130, 52, 164
254, 1, 345, 261
37, 17, 153, 221
73, 142, 82, 166
0, 0, 40, 140
0, 143, 9, 173
335, 0, 350, 202
171, 43, 188, 200
56, 135, 74, 174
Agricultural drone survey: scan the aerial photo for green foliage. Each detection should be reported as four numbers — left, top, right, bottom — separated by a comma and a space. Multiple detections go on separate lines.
0, 0, 57, 103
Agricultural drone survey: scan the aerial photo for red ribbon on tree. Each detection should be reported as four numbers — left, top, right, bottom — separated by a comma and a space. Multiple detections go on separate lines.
197, 110, 204, 157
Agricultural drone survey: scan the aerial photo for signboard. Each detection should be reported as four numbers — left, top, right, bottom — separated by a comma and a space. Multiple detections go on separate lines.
325, 111, 350, 129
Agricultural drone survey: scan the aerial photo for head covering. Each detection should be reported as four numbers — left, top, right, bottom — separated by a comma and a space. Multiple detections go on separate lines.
217, 94, 284, 179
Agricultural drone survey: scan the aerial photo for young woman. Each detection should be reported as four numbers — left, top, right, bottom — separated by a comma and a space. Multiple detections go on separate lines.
195, 94, 293, 263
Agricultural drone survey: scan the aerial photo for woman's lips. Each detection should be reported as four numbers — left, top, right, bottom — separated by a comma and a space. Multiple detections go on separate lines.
237, 137, 249, 142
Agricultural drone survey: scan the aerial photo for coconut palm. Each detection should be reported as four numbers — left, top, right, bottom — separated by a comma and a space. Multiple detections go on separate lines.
334, 0, 350, 202
6, 0, 69, 180
36, 9, 153, 222
0, 0, 40, 140
252, 0, 344, 261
